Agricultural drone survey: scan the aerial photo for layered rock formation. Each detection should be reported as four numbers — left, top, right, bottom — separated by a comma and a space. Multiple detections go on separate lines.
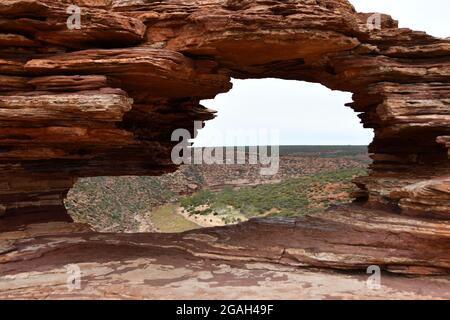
0, 0, 449, 298
1, 205, 450, 299
0, 0, 448, 219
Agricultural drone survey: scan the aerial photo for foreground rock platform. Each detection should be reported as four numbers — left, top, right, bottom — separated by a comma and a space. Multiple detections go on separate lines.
0, 0, 449, 298
1, 206, 449, 299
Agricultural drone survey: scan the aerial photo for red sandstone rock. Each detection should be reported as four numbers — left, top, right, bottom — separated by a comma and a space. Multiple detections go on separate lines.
0, 0, 447, 216
1, 206, 449, 299
0, 0, 449, 298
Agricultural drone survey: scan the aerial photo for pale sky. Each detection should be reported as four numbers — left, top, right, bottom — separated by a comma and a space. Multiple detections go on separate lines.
194, 0, 449, 147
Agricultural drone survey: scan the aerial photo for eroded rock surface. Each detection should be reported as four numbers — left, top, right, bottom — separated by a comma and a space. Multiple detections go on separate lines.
1, 205, 450, 299
0, 0, 448, 217
0, 0, 449, 298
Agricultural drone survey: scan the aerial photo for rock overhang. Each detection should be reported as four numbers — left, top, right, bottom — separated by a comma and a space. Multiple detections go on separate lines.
0, 0, 448, 263
2, 0, 448, 217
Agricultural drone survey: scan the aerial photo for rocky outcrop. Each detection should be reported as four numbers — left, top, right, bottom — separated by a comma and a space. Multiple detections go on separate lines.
1, 205, 449, 299
0, 0, 449, 298
0, 0, 448, 218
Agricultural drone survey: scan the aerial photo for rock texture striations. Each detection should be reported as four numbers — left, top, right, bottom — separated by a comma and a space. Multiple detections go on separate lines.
0, 0, 448, 218
1, 205, 450, 299
0, 0, 449, 298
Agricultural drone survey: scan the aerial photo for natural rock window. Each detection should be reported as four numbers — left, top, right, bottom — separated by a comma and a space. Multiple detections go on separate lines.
197, 79, 374, 146
1, 0, 449, 299
66, 79, 374, 233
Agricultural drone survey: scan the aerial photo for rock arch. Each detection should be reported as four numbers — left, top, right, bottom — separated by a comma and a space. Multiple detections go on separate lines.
0, 0, 449, 296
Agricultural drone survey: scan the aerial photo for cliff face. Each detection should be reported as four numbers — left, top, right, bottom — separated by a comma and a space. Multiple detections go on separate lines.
0, 0, 449, 298
0, 0, 448, 220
